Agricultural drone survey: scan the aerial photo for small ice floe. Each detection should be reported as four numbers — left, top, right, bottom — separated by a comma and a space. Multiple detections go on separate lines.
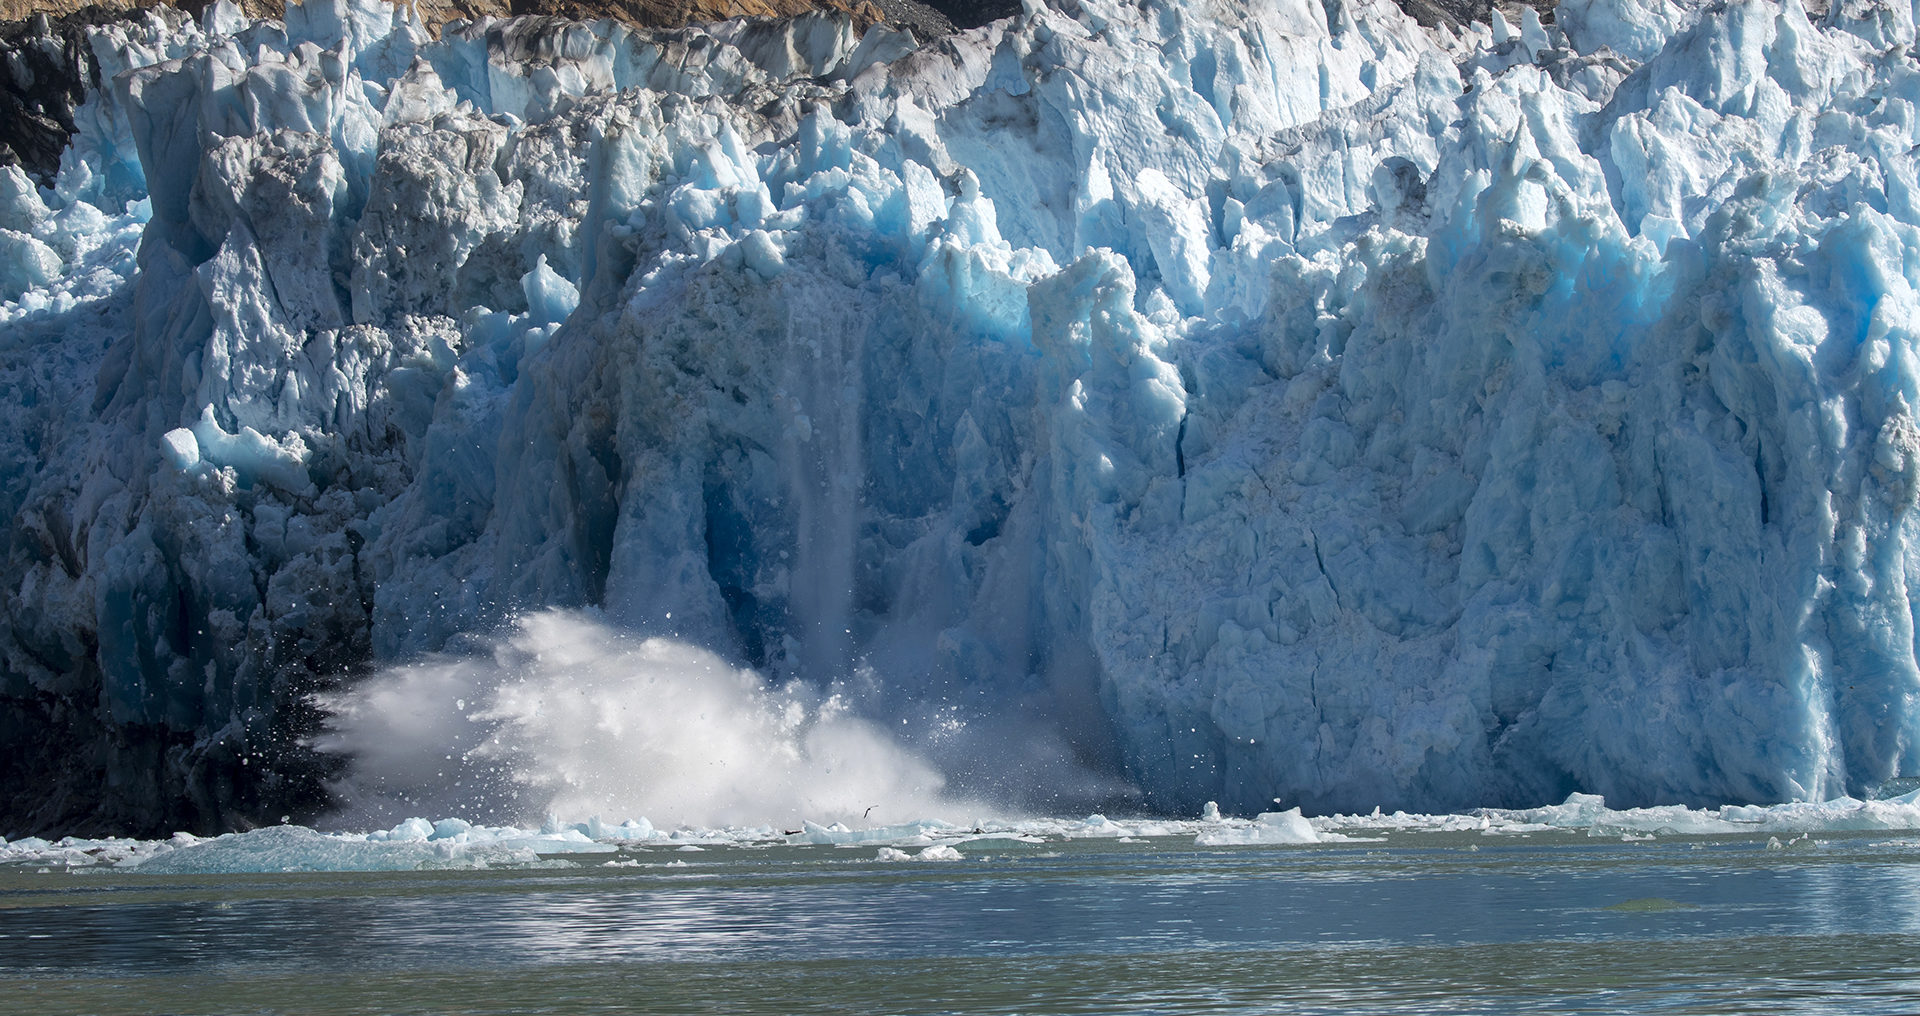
1061, 814, 1133, 839
1195, 808, 1321, 846
876, 845, 963, 862
789, 819, 955, 845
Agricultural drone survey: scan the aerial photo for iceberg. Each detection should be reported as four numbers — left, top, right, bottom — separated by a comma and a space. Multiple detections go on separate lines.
1194, 807, 1322, 845
4, 0, 1920, 834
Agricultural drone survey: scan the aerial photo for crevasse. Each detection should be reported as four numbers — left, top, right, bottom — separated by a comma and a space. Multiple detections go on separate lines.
3, 0, 1919, 830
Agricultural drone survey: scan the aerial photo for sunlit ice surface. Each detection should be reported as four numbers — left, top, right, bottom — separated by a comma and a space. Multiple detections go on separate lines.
16, 0, 1920, 829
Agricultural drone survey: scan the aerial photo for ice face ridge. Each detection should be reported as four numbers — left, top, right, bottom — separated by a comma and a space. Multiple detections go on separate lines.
3, 0, 1920, 831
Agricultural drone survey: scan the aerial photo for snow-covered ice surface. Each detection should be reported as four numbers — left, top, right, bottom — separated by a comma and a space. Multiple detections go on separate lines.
8, 792, 1920, 872
6, 0, 1920, 829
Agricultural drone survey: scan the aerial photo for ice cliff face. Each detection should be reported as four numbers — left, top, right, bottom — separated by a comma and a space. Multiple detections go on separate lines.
0, 0, 969, 187
4, 0, 1920, 833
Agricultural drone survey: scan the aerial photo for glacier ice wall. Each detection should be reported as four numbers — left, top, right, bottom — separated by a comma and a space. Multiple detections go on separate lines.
4, 0, 1920, 831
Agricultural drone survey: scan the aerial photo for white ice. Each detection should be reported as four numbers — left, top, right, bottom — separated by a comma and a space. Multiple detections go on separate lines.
313, 609, 967, 829
5, 0, 1920, 825
10, 791, 1920, 872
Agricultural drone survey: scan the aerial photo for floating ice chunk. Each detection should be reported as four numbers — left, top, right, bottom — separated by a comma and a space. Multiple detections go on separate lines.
876, 844, 961, 860
432, 817, 473, 840
584, 816, 658, 840
382, 817, 435, 841
1518, 792, 1613, 827
1195, 808, 1320, 846
20, 791, 1920, 873
128, 826, 507, 873
792, 819, 955, 844
1061, 814, 1134, 839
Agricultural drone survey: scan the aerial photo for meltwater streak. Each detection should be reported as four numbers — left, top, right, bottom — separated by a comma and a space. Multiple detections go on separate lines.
312, 610, 970, 829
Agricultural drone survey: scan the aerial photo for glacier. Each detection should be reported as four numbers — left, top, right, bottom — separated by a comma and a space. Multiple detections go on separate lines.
4, 0, 1920, 834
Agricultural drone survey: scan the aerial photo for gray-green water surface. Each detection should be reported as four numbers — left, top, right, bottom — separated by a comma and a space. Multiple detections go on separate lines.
5, 830, 1919, 1014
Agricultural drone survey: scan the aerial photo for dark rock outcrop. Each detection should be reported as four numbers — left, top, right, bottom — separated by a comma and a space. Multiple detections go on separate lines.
0, 7, 124, 186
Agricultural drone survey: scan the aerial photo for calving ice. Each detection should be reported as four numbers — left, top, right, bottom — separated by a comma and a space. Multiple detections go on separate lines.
2, 0, 1918, 835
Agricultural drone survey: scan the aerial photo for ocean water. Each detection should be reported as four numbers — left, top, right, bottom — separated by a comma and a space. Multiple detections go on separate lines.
7, 826, 1920, 1014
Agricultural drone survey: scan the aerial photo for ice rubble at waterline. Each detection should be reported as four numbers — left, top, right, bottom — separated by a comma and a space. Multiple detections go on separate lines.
11, 793, 1920, 873
5, 0, 1920, 830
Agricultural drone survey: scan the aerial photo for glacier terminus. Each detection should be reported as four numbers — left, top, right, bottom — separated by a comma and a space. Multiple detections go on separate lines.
4, 0, 1920, 834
